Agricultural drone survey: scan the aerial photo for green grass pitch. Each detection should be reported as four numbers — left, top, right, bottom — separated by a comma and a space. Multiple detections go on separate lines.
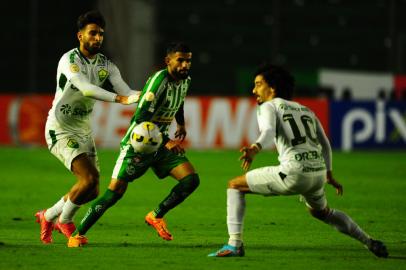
0, 147, 405, 270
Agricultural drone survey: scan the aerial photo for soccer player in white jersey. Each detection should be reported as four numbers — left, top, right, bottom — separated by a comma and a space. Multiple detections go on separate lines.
35, 10, 140, 245
209, 64, 388, 258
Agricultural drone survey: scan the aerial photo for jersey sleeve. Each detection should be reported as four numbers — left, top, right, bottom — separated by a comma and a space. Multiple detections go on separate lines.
108, 62, 139, 96
315, 117, 332, 170
133, 70, 167, 123
58, 53, 84, 82
255, 102, 276, 148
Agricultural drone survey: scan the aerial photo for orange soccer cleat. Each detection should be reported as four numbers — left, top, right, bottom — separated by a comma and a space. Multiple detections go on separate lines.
68, 234, 88, 248
35, 210, 54, 244
145, 211, 173, 241
54, 221, 76, 238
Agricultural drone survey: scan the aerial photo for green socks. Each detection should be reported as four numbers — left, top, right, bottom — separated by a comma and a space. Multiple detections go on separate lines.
154, 173, 200, 218
73, 189, 122, 236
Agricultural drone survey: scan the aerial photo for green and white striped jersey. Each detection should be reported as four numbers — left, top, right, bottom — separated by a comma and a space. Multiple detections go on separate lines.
121, 68, 191, 146
46, 48, 131, 134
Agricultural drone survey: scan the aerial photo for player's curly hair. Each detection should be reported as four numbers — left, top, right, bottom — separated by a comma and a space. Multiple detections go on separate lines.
77, 10, 106, 30
254, 63, 295, 100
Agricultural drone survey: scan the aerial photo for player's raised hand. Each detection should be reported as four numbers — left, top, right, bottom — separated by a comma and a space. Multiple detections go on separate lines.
174, 125, 187, 142
326, 171, 343, 196
165, 139, 185, 155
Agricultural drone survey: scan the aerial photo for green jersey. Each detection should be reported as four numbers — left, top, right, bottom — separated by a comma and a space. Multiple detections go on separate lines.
121, 68, 191, 146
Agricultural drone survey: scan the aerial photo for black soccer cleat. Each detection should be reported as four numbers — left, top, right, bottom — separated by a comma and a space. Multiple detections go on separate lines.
367, 239, 389, 258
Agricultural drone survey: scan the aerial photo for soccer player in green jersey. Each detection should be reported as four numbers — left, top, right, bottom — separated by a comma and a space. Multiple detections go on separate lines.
68, 42, 200, 247
35, 10, 139, 245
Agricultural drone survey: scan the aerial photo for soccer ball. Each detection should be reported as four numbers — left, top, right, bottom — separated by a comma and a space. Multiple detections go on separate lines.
130, 121, 163, 154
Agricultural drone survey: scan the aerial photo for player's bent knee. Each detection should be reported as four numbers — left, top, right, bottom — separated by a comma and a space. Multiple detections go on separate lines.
227, 181, 237, 189
108, 179, 128, 195
181, 173, 200, 192
90, 184, 100, 200
227, 175, 247, 190
309, 207, 330, 220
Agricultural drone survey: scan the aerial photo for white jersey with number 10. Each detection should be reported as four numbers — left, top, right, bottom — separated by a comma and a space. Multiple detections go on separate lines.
255, 97, 330, 174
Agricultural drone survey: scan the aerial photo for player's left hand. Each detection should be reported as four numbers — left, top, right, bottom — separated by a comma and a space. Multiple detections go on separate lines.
165, 140, 185, 155
326, 171, 343, 196
174, 125, 187, 142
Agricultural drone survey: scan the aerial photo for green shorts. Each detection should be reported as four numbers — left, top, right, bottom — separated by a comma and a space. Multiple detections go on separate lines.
111, 144, 189, 182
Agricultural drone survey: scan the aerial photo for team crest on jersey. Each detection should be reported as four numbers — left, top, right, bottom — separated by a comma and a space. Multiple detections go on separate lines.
98, 69, 108, 81
70, 64, 80, 73
126, 164, 136, 175
67, 139, 79, 149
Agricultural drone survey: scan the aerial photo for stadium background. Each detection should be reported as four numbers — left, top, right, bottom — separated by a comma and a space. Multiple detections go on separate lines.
0, 2, 405, 269
1, 0, 405, 151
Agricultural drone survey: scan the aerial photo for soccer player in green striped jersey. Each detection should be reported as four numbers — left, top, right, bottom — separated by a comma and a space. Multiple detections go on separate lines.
68, 42, 200, 247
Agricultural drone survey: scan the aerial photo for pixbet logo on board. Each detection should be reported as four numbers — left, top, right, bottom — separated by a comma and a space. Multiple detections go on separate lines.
341, 101, 406, 151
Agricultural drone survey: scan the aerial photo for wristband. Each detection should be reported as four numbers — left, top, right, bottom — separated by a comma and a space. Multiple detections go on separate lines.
251, 143, 262, 153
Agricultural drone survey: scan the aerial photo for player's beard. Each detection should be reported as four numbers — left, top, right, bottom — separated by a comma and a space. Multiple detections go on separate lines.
174, 69, 189, 80
84, 42, 101, 56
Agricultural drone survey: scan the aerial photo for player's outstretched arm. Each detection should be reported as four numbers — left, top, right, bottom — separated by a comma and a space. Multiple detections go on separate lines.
108, 63, 141, 103
115, 93, 140, 105
70, 76, 140, 104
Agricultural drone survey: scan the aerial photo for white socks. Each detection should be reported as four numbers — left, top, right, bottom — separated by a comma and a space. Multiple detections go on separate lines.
58, 198, 81, 224
44, 197, 65, 222
324, 209, 371, 246
227, 188, 245, 247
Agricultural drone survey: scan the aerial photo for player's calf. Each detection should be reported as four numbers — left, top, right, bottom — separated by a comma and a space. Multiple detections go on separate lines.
154, 173, 200, 218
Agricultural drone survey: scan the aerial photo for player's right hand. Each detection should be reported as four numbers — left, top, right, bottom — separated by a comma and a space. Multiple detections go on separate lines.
115, 93, 140, 105
165, 140, 185, 155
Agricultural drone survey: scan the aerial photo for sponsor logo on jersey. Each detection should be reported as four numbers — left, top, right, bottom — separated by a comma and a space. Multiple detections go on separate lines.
295, 150, 322, 161
98, 69, 108, 81
67, 139, 79, 149
60, 104, 92, 117
70, 64, 80, 73
60, 104, 72, 115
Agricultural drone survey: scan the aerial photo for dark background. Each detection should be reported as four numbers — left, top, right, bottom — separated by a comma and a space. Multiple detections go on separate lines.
2, 0, 405, 96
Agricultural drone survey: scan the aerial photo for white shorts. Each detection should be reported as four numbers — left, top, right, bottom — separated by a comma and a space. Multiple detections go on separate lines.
45, 129, 99, 171
246, 165, 327, 210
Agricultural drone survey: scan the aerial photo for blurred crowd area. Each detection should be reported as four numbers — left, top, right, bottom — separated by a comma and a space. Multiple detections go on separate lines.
2, 0, 406, 100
